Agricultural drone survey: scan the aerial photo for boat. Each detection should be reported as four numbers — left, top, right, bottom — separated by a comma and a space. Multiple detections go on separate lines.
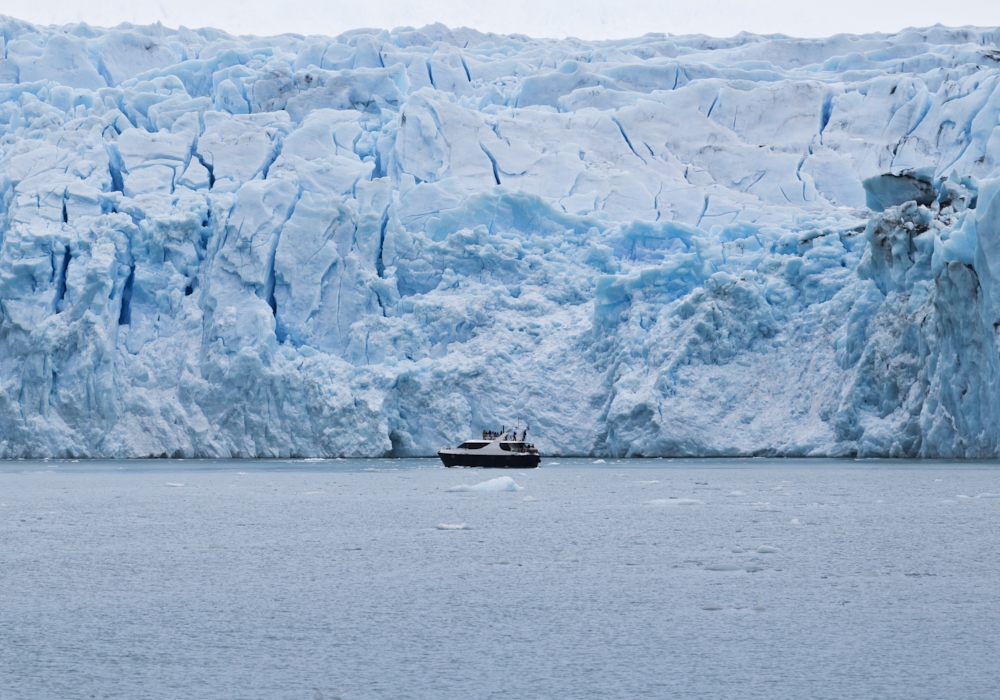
438, 424, 541, 468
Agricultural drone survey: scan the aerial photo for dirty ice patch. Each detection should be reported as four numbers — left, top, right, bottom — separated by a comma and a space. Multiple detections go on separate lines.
447, 476, 524, 492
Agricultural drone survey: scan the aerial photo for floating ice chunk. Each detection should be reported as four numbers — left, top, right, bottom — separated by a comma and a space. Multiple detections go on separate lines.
165, 483, 185, 487
593, 459, 606, 464
789, 518, 802, 525
546, 462, 560, 466
756, 545, 780, 553
976, 493, 1000, 498
522, 495, 537, 502
753, 601, 767, 612
646, 498, 703, 506
447, 476, 524, 492
955, 494, 972, 499
731, 547, 744, 553
303, 458, 325, 462
727, 491, 746, 497
701, 604, 723, 611
704, 563, 742, 571
638, 480, 660, 484
436, 523, 471, 530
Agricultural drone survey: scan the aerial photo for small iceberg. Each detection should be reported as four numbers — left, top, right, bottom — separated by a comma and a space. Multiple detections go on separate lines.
165, 483, 185, 487
704, 563, 742, 571
593, 459, 606, 464
646, 498, 703, 506
447, 476, 524, 492
436, 523, 471, 530
522, 495, 537, 502
757, 545, 781, 554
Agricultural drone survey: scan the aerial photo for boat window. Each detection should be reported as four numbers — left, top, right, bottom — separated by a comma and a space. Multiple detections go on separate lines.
499, 442, 511, 451
458, 441, 487, 449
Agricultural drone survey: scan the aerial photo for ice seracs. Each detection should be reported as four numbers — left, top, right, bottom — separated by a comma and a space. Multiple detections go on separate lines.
2, 17, 1000, 457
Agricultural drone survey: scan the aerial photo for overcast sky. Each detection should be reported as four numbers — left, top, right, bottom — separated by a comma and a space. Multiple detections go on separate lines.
3, 0, 1000, 40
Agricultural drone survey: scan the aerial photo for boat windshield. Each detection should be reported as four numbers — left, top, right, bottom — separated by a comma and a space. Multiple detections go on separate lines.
458, 441, 488, 449
499, 442, 527, 452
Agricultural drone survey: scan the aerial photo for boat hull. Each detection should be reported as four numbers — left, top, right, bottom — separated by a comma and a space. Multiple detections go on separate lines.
438, 451, 541, 468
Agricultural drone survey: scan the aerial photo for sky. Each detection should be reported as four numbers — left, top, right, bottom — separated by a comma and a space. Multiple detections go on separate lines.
2, 0, 1000, 40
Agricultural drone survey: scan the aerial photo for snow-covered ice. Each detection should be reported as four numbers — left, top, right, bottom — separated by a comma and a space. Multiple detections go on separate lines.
2, 19, 1000, 456
447, 475, 523, 492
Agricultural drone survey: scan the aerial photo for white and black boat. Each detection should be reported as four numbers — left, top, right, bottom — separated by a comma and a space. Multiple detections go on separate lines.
438, 425, 540, 468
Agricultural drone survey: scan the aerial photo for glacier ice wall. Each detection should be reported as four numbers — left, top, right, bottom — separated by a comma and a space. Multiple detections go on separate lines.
2, 17, 1000, 457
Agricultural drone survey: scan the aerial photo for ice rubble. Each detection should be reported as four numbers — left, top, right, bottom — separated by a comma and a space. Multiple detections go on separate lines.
2, 18, 1000, 457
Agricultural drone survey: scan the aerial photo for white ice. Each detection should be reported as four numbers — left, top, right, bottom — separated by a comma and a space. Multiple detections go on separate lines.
647, 497, 703, 505
1, 18, 1000, 457
447, 476, 524, 492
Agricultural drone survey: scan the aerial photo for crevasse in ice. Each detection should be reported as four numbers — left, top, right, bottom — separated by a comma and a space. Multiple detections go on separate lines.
2, 17, 1000, 457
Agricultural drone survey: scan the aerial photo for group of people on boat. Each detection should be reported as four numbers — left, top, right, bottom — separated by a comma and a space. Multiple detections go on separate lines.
482, 426, 530, 442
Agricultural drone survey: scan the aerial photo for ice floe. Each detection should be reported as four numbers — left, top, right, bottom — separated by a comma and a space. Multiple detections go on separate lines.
704, 563, 742, 571
447, 476, 524, 492
646, 498, 704, 506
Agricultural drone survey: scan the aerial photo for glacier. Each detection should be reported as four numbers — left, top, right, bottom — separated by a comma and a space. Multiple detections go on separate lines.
2, 17, 1000, 458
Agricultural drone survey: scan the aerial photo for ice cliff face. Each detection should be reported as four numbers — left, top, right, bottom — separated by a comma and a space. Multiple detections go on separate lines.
2, 17, 1000, 457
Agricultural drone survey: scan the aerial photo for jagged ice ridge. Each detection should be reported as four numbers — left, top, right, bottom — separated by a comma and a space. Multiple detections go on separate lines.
2, 17, 1000, 457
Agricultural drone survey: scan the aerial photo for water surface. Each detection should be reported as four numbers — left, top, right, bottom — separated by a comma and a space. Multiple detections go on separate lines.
2, 458, 998, 699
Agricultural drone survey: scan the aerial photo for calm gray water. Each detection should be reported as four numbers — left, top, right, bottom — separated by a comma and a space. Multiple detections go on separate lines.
1, 458, 998, 700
